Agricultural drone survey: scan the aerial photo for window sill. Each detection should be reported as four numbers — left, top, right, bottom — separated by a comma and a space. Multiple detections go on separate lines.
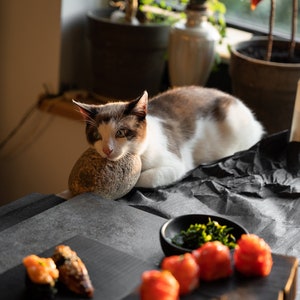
217, 27, 253, 63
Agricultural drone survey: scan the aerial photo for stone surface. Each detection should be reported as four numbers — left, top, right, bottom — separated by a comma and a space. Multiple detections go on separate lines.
68, 148, 141, 200
0, 194, 165, 274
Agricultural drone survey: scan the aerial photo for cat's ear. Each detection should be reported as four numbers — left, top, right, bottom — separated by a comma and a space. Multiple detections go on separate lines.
72, 100, 96, 121
127, 91, 148, 119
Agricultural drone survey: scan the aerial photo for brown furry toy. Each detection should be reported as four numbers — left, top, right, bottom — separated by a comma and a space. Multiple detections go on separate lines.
68, 148, 141, 200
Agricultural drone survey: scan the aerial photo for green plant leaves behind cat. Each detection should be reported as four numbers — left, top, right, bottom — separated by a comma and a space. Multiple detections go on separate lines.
138, 0, 227, 28
207, 0, 226, 39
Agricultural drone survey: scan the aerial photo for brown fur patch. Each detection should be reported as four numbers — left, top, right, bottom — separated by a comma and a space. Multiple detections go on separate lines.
161, 121, 182, 158
148, 86, 235, 142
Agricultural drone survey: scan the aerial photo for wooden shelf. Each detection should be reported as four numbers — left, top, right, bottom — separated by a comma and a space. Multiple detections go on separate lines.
38, 90, 112, 121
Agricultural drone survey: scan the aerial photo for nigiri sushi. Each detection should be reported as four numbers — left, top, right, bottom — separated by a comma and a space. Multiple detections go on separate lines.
23, 254, 59, 299
52, 245, 94, 298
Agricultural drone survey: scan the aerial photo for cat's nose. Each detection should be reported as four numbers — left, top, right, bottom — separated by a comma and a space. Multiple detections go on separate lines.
103, 146, 113, 156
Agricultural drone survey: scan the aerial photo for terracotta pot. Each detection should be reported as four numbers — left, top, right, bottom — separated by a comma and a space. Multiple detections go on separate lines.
87, 8, 170, 100
230, 37, 300, 134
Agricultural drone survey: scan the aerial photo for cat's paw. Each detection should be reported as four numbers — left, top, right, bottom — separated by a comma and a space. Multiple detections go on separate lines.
135, 167, 183, 188
135, 172, 159, 188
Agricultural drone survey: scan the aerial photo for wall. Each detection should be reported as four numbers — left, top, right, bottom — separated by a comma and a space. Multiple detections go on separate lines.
60, 0, 103, 90
0, 0, 102, 206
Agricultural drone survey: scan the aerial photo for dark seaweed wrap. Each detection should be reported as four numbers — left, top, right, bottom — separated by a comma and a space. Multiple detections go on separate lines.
24, 274, 57, 300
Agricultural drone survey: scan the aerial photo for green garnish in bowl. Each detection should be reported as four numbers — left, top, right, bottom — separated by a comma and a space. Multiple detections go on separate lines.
171, 218, 237, 250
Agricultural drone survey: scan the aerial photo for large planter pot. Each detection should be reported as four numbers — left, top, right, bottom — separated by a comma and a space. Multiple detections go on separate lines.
230, 37, 300, 134
87, 8, 170, 100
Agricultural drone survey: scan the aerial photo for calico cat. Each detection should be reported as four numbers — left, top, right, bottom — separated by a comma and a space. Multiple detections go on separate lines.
74, 86, 264, 188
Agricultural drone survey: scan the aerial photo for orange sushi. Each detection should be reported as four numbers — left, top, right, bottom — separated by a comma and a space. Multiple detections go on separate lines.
23, 254, 59, 299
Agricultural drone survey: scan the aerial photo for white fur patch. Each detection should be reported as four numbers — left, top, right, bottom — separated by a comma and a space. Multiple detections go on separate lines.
136, 99, 264, 188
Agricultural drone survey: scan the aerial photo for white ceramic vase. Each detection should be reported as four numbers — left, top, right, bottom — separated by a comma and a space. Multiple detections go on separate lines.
168, 7, 220, 87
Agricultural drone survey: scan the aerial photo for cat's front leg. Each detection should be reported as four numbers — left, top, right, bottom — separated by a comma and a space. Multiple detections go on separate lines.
135, 166, 185, 188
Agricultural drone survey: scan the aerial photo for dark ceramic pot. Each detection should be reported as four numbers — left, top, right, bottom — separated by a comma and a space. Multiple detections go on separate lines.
87, 8, 170, 100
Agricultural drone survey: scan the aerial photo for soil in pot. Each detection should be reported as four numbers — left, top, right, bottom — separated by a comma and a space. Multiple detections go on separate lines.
239, 45, 300, 64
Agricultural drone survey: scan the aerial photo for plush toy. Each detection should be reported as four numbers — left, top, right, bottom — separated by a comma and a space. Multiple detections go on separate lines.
68, 148, 141, 200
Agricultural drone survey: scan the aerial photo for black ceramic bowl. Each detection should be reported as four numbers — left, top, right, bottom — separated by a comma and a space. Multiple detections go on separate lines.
160, 214, 248, 256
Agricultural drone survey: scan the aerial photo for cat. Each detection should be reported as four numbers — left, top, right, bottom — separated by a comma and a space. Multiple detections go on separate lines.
73, 86, 264, 188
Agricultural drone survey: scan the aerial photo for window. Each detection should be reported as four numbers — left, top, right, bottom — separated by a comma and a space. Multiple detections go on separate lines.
222, 0, 300, 40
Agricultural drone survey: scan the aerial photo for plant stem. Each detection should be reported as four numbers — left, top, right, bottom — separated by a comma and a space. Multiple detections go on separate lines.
289, 0, 298, 59
125, 0, 138, 23
266, 0, 275, 61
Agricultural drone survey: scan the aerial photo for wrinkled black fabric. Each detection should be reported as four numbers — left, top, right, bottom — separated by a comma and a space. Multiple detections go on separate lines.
118, 131, 300, 258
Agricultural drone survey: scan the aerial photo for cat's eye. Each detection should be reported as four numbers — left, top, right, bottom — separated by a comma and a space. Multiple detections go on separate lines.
93, 130, 101, 141
116, 129, 127, 138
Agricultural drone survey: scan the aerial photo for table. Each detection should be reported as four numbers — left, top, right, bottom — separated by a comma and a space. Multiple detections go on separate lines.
0, 130, 299, 299
0, 194, 166, 299
0, 194, 165, 273
0, 193, 298, 300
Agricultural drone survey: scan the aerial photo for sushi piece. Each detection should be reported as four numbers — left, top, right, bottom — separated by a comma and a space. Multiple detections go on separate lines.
52, 245, 94, 298
23, 254, 59, 299
140, 270, 180, 300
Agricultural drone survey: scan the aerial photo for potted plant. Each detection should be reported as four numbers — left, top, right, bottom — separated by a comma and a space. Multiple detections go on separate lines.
230, 0, 300, 134
87, 0, 226, 100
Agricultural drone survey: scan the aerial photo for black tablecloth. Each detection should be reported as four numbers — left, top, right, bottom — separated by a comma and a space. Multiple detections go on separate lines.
118, 130, 300, 258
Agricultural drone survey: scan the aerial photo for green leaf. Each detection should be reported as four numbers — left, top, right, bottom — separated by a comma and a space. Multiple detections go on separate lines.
171, 218, 237, 249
